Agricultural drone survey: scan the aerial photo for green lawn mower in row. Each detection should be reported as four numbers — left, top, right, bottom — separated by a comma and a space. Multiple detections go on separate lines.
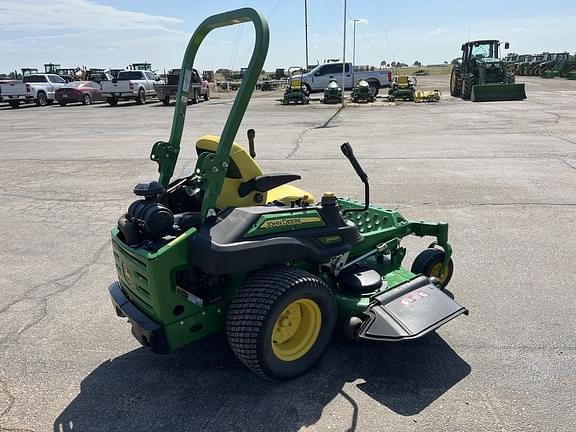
322, 79, 343, 104
108, 8, 468, 380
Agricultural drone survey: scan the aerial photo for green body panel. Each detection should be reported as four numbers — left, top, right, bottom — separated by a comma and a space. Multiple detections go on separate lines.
112, 228, 246, 350
567, 71, 576, 80
471, 83, 526, 102
244, 209, 326, 238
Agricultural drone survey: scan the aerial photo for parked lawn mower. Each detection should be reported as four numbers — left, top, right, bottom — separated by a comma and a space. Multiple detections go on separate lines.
322, 79, 343, 104
388, 75, 416, 102
350, 79, 375, 103
281, 67, 309, 105
108, 8, 468, 380
450, 40, 526, 102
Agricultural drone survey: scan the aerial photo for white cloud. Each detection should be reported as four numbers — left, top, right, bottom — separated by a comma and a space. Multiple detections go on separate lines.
0, 0, 182, 32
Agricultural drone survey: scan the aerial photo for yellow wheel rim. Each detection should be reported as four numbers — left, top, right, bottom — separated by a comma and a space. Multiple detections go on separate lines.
271, 299, 322, 362
429, 262, 449, 285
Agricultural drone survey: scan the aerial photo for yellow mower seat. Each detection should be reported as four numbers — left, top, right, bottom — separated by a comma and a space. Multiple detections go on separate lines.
290, 78, 302, 89
195, 135, 314, 209
396, 75, 410, 88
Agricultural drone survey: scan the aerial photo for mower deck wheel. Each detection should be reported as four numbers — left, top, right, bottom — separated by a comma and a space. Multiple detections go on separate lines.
226, 266, 336, 380
411, 248, 454, 287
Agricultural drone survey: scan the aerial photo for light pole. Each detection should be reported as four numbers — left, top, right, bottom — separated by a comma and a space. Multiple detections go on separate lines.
352, 19, 359, 87
341, 0, 347, 107
304, 0, 309, 71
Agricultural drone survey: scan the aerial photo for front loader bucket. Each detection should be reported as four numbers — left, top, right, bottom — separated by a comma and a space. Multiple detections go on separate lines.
471, 83, 526, 102
357, 276, 468, 342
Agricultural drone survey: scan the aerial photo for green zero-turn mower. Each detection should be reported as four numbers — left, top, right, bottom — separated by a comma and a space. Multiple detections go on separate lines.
280, 67, 310, 105
351, 79, 376, 103
450, 40, 526, 102
108, 8, 468, 380
388, 75, 417, 102
322, 79, 343, 104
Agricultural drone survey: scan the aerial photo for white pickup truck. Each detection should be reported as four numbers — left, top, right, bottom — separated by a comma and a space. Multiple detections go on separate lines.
299, 63, 392, 95
0, 74, 67, 108
100, 70, 160, 105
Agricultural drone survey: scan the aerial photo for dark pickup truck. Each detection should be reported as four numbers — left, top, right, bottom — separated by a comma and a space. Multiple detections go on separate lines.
155, 68, 210, 105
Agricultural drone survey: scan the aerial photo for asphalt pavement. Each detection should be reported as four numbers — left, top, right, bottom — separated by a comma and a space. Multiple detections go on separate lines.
0, 76, 575, 431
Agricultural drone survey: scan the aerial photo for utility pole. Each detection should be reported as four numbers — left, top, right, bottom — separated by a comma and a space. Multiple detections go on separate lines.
341, 0, 347, 107
352, 19, 360, 87
304, 0, 309, 71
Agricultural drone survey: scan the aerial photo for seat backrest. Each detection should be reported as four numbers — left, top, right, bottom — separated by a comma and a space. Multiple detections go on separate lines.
290, 78, 302, 88
196, 135, 265, 208
397, 75, 410, 87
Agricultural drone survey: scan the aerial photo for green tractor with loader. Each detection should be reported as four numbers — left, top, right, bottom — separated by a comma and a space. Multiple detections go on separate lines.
108, 8, 468, 380
450, 39, 526, 102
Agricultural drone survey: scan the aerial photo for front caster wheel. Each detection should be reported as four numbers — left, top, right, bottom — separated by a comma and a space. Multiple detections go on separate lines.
227, 267, 336, 380
411, 248, 454, 287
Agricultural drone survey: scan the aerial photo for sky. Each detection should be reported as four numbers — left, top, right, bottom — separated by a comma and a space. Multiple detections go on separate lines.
0, 0, 575, 73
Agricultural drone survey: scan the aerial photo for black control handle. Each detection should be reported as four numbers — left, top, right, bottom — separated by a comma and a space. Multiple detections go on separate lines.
340, 142, 368, 182
247, 128, 256, 158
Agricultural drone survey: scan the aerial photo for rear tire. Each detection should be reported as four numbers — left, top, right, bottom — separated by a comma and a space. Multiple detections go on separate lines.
9, 100, 20, 108
107, 96, 118, 106
506, 72, 515, 84
82, 94, 91, 105
461, 73, 474, 100
58, 101, 67, 106
136, 88, 145, 105
162, 96, 170, 106
411, 248, 454, 288
35, 92, 48, 106
450, 66, 462, 97
227, 266, 336, 380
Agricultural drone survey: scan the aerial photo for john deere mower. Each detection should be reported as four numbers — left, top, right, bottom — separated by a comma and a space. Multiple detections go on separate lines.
108, 8, 467, 380
322, 79, 343, 104
281, 66, 309, 105
351, 79, 375, 103
450, 40, 526, 102
388, 75, 416, 102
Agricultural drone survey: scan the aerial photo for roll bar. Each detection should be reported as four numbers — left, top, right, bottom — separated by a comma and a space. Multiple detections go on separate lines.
149, 8, 269, 219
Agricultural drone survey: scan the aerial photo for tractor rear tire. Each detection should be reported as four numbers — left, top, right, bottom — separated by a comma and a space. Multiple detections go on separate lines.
411, 248, 454, 288
461, 73, 474, 100
226, 266, 336, 380
450, 66, 462, 97
506, 72, 516, 84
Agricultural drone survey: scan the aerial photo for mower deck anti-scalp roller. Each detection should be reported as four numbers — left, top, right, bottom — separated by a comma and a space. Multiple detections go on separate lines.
107, 7, 468, 380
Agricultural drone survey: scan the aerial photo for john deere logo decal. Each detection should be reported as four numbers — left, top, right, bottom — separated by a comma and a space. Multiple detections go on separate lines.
260, 216, 322, 229
122, 262, 133, 284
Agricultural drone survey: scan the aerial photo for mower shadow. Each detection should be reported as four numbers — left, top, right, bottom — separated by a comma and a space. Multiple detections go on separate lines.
53, 333, 469, 432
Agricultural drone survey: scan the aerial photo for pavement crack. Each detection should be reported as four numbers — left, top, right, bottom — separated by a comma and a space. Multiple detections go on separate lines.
0, 240, 111, 330
287, 107, 344, 159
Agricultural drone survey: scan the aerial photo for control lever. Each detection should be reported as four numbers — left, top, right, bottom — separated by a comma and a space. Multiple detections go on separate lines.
247, 129, 256, 158
340, 142, 369, 213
